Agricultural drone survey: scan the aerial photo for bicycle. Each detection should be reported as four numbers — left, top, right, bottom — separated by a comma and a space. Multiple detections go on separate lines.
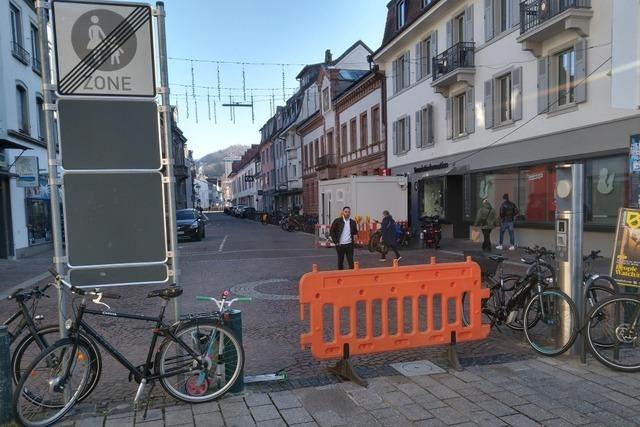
260, 212, 269, 225
13, 270, 250, 427
4, 283, 101, 401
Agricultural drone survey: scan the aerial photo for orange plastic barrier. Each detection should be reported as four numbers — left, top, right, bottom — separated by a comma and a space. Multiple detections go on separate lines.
300, 258, 489, 361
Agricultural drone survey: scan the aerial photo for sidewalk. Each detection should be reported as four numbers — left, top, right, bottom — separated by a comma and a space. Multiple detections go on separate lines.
0, 247, 52, 296
59, 355, 640, 427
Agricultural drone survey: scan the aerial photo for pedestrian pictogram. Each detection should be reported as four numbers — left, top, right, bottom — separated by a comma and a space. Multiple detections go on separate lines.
52, 0, 156, 97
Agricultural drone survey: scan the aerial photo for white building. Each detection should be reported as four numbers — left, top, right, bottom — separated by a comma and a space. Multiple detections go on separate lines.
221, 155, 240, 206
193, 168, 209, 210
229, 146, 260, 208
374, 0, 640, 255
0, 0, 51, 259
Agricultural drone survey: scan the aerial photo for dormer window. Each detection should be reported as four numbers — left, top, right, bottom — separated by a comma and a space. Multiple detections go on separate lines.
396, 0, 406, 29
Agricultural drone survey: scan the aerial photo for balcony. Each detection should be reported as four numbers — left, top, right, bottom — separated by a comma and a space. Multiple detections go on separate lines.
517, 0, 593, 57
431, 42, 475, 96
12, 42, 30, 65
315, 154, 337, 180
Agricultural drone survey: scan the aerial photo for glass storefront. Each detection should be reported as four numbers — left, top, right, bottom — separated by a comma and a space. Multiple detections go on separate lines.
420, 177, 445, 218
24, 174, 51, 246
464, 155, 627, 227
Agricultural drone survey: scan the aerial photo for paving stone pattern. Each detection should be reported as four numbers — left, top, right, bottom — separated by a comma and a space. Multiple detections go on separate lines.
57, 356, 640, 426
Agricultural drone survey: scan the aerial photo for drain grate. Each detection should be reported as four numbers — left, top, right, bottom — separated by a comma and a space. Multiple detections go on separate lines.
390, 360, 445, 376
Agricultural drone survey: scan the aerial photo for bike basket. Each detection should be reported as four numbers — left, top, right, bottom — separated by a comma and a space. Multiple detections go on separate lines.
462, 251, 498, 277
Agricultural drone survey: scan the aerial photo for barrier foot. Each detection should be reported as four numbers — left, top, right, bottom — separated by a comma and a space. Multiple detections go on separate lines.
328, 344, 368, 387
445, 332, 463, 371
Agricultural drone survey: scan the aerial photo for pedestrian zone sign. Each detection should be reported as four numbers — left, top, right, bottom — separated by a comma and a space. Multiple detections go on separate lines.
52, 0, 156, 97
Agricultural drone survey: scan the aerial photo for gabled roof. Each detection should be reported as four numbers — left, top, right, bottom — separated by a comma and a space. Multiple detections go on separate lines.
334, 69, 371, 99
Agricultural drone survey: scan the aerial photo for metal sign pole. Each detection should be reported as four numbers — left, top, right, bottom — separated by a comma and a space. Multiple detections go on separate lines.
155, 1, 181, 319
37, 0, 67, 337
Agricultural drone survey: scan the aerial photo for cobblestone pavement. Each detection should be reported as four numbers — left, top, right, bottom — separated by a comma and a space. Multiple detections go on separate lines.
54, 355, 640, 426
0, 213, 617, 419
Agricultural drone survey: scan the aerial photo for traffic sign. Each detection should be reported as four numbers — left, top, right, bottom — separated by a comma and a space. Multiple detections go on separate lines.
58, 99, 161, 170
69, 264, 168, 288
52, 0, 156, 97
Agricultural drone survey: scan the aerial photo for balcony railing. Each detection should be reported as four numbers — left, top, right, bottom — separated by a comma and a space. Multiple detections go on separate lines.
520, 0, 591, 34
32, 56, 41, 74
432, 42, 475, 82
12, 42, 30, 65
315, 154, 337, 170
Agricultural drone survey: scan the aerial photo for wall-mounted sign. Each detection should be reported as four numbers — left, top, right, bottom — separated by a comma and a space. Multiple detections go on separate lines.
611, 207, 640, 288
15, 156, 39, 188
414, 162, 449, 174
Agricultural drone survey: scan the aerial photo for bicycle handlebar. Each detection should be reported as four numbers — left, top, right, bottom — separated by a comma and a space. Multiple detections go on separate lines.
583, 249, 602, 261
47, 268, 121, 300
196, 293, 252, 311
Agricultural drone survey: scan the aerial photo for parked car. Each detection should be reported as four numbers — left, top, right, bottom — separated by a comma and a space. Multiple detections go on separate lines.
176, 208, 206, 241
241, 207, 256, 219
234, 205, 247, 217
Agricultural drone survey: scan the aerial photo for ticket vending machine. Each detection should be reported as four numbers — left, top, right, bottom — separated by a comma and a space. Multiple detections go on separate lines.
555, 163, 584, 351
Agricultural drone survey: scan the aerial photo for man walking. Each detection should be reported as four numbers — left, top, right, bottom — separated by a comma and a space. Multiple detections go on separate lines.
380, 210, 402, 262
330, 206, 358, 270
496, 193, 518, 251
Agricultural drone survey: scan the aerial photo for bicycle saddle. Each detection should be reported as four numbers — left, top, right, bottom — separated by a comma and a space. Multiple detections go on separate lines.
488, 255, 506, 263
147, 286, 183, 300
520, 257, 536, 265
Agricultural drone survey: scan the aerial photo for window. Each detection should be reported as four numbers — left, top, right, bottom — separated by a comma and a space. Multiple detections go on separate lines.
322, 87, 330, 112
422, 0, 434, 8
416, 104, 434, 148
30, 24, 40, 72
10, 4, 22, 45
350, 118, 357, 152
396, 0, 406, 29
16, 85, 29, 134
327, 131, 334, 154
498, 0, 510, 33
420, 178, 445, 218
498, 73, 512, 123
454, 13, 465, 44
557, 48, 575, 107
393, 52, 410, 93
360, 112, 368, 148
417, 36, 431, 80
392, 116, 410, 154
485, 0, 519, 42
36, 97, 45, 139
587, 156, 626, 226
517, 166, 555, 222
371, 106, 381, 144
454, 93, 465, 137
340, 123, 348, 155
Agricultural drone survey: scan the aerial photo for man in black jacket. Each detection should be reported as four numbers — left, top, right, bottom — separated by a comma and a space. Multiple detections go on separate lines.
380, 210, 401, 262
330, 206, 358, 270
497, 193, 518, 251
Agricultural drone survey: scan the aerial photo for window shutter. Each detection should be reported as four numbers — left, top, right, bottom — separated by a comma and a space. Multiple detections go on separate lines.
445, 97, 452, 139
404, 115, 411, 152
431, 30, 438, 67
512, 66, 523, 121
392, 120, 398, 154
446, 20, 453, 48
464, 5, 474, 43
574, 38, 587, 104
510, 0, 520, 27
392, 59, 398, 94
415, 110, 422, 148
416, 43, 422, 80
426, 104, 434, 145
465, 88, 475, 134
537, 57, 549, 114
484, 0, 494, 42
484, 79, 494, 129
403, 52, 411, 88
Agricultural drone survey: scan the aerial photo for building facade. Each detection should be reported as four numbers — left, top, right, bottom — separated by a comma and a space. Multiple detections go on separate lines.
230, 145, 260, 208
374, 0, 640, 254
0, 0, 51, 259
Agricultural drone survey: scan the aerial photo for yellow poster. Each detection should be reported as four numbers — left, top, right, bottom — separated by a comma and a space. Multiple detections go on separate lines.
611, 208, 640, 288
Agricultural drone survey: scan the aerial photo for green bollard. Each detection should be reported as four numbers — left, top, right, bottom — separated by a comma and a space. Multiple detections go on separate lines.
227, 310, 244, 393
0, 326, 13, 425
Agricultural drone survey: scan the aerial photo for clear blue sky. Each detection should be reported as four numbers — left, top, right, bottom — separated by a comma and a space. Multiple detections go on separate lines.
164, 0, 388, 159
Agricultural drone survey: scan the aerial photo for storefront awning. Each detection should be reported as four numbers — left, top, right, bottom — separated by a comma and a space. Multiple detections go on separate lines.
0, 139, 32, 150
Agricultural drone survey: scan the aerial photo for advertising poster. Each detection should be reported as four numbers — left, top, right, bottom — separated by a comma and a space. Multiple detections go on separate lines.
15, 156, 39, 188
611, 208, 640, 288
631, 134, 640, 208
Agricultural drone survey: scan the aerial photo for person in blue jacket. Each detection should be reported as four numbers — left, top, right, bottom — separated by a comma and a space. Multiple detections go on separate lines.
380, 210, 402, 262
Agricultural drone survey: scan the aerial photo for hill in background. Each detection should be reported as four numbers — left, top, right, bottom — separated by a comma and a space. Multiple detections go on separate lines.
197, 145, 248, 177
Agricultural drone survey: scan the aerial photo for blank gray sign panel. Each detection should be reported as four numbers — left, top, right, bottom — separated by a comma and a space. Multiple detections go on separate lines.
64, 173, 167, 266
58, 99, 161, 170
69, 264, 168, 288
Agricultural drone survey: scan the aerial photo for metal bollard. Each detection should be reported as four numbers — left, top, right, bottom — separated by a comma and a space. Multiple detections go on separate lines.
0, 326, 13, 425
227, 310, 244, 393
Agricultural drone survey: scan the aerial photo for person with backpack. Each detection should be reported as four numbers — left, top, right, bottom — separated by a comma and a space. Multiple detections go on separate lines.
497, 193, 518, 251
380, 210, 402, 262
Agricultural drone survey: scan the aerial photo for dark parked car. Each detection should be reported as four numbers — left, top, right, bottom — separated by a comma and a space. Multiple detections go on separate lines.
241, 207, 256, 219
176, 208, 206, 241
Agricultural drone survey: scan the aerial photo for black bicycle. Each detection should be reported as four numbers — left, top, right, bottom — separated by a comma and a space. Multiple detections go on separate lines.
4, 283, 100, 401
14, 271, 248, 427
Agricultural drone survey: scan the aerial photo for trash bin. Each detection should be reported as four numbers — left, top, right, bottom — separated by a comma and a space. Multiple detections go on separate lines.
227, 309, 244, 393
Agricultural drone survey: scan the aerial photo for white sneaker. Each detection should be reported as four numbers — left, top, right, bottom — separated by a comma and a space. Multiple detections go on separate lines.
509, 245, 516, 251
379, 258, 387, 262
397, 256, 403, 262
495, 245, 503, 250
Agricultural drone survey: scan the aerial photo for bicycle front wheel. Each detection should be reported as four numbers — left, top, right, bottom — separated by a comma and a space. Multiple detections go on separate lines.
157, 320, 244, 402
13, 338, 94, 427
523, 289, 578, 356
584, 284, 616, 348
587, 295, 640, 372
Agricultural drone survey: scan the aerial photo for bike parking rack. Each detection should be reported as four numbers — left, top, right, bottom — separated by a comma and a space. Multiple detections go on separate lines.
299, 257, 489, 385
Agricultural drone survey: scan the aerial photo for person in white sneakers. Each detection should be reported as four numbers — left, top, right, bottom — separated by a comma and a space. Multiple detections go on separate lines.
496, 193, 518, 251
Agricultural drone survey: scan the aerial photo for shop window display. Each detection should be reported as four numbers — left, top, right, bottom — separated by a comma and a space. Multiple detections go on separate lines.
587, 156, 626, 226
518, 165, 556, 222
420, 178, 444, 218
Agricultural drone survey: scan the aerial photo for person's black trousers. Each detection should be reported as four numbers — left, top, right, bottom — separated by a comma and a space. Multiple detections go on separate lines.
481, 229, 492, 252
336, 243, 354, 270
381, 244, 400, 259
